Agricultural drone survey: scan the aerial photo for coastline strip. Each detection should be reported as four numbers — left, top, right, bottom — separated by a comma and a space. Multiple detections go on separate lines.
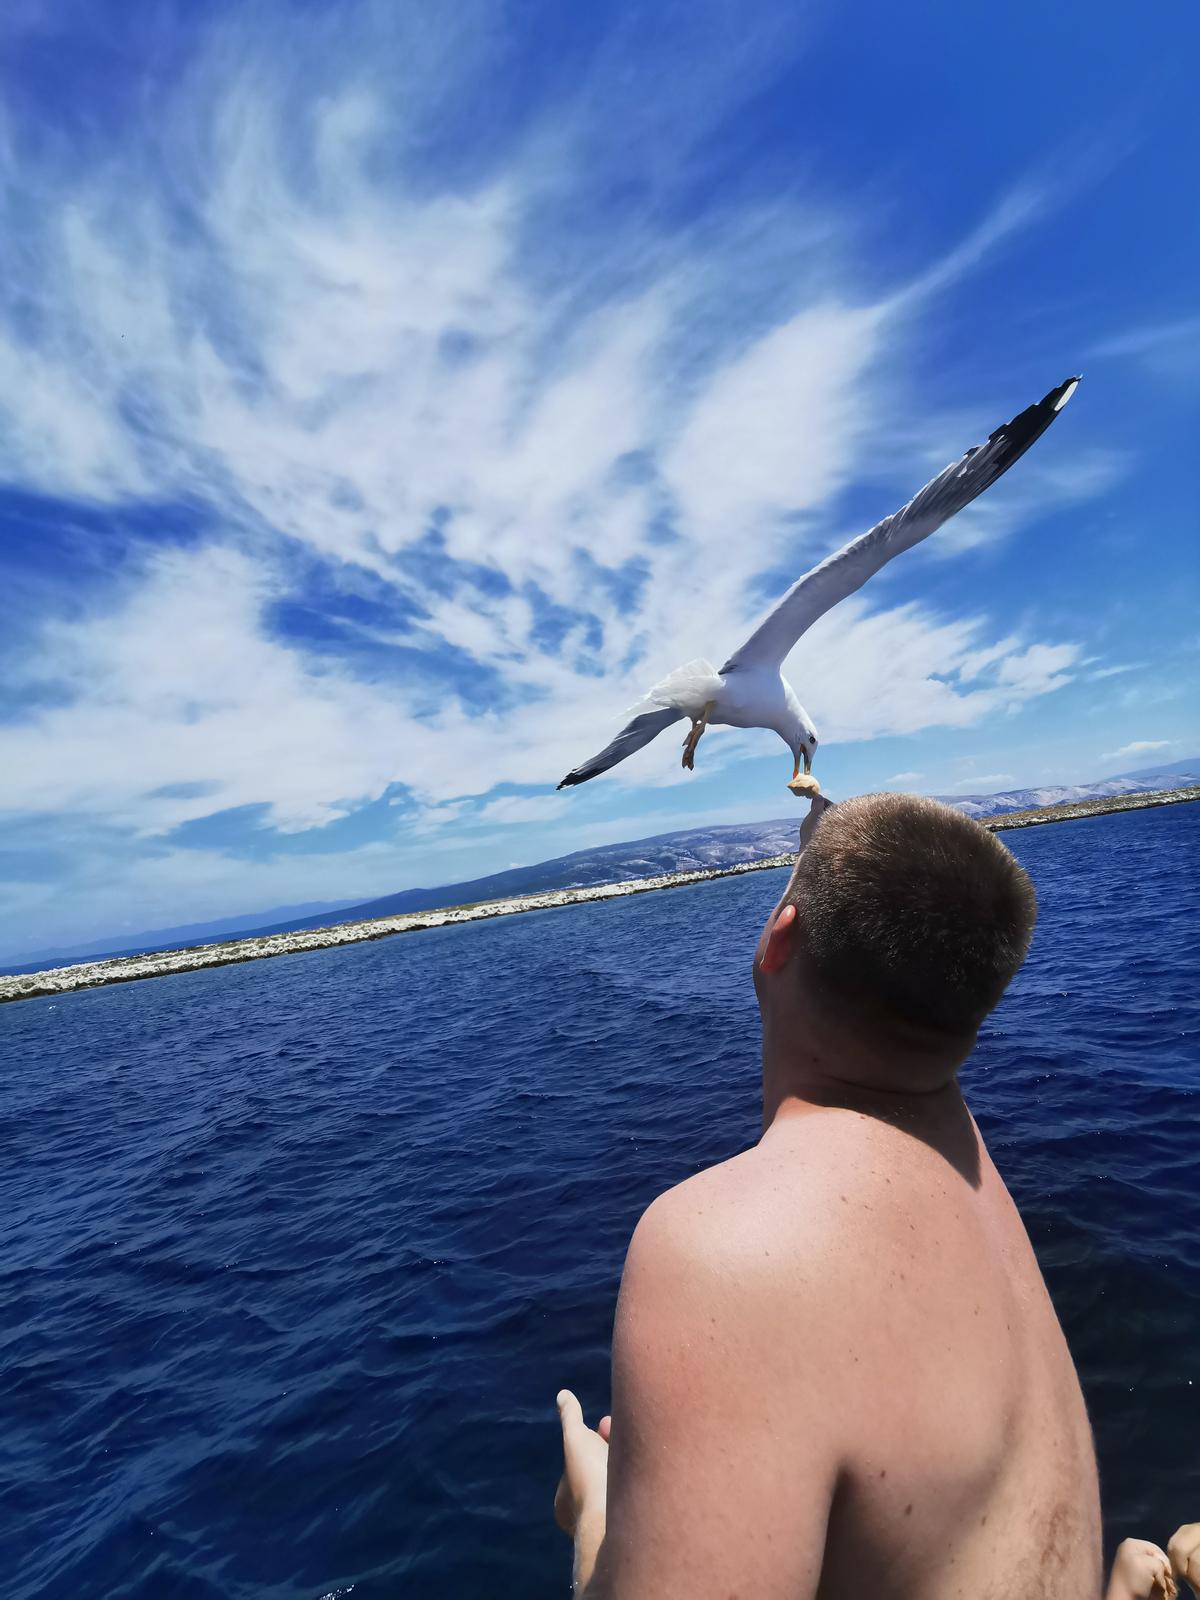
4, 785, 1196, 1006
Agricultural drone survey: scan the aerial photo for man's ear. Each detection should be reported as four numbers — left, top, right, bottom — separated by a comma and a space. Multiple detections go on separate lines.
759, 902, 798, 977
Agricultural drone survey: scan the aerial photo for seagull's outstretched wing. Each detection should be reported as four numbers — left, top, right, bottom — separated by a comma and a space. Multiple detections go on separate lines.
721, 376, 1080, 673
557, 706, 685, 789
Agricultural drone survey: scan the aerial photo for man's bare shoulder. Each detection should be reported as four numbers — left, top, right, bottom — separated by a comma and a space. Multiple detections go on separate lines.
617, 1106, 970, 1418
630, 1109, 908, 1275
620, 1120, 878, 1347
609, 1127, 869, 1519
602, 1158, 845, 1599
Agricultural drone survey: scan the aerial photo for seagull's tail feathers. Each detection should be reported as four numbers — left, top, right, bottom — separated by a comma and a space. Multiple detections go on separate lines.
901, 375, 1082, 533
645, 658, 724, 718
557, 705, 685, 789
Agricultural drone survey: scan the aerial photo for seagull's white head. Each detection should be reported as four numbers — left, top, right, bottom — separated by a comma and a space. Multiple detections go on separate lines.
778, 684, 818, 773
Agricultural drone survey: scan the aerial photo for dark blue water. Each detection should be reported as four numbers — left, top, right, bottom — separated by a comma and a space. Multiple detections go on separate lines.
2, 803, 1198, 1598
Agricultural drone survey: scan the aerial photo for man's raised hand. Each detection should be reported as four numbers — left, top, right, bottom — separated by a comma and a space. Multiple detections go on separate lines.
799, 793, 834, 852
1107, 1538, 1177, 1600
553, 1390, 610, 1539
1169, 1524, 1200, 1597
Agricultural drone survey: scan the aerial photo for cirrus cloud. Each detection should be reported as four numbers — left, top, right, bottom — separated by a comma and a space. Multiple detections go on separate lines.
0, 0, 1127, 956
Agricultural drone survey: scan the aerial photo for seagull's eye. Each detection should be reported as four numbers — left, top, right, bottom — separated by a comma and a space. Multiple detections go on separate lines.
809, 734, 817, 745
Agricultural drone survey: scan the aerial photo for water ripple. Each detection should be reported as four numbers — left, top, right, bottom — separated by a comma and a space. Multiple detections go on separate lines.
1, 802, 1197, 1597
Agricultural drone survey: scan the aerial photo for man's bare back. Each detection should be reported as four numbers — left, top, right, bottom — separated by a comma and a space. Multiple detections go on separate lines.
604, 1096, 1101, 1599
553, 795, 1103, 1596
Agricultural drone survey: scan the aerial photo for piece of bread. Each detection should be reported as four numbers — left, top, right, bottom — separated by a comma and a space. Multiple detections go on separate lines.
786, 773, 822, 797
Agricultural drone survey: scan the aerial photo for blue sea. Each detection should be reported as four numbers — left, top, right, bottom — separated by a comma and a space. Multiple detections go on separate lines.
2, 802, 1198, 1599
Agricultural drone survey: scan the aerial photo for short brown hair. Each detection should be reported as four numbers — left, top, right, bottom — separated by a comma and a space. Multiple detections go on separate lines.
786, 793, 1037, 1038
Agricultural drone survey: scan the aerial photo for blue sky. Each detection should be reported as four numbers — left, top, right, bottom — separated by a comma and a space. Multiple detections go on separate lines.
1, 0, 1197, 959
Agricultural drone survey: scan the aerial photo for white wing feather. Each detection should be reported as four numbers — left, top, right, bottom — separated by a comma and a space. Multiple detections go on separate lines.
722, 376, 1080, 673
557, 705, 685, 789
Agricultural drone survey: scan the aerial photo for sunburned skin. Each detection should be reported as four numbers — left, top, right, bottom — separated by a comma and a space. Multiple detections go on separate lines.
581, 1092, 1103, 1599
554, 793, 1107, 1599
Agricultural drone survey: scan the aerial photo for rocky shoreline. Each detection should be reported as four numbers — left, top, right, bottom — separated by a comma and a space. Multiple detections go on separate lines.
4, 784, 1196, 1006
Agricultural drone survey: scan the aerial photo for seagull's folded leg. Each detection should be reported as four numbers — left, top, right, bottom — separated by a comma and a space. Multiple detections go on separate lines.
681, 700, 715, 770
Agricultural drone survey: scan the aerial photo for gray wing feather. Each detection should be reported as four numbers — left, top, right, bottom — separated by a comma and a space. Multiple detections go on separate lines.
557, 705, 685, 789
722, 376, 1080, 672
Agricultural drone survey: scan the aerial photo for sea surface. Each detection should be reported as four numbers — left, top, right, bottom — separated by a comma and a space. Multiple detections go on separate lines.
2, 802, 1198, 1598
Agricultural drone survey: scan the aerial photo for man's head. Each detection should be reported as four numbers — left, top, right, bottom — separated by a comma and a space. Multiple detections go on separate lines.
754, 793, 1037, 1083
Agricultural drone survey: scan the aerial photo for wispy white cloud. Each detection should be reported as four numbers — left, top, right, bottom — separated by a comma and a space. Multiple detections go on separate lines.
1114, 679, 1193, 712
1101, 739, 1173, 761
909, 445, 1129, 559
1086, 661, 1144, 681
474, 793, 571, 826
889, 185, 1048, 308
661, 304, 883, 552
1090, 317, 1200, 384
786, 603, 1082, 743
0, 3, 1119, 949
884, 771, 924, 784
952, 773, 1014, 790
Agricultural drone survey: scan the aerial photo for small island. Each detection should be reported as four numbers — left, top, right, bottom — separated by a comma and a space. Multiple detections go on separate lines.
3, 784, 1196, 1006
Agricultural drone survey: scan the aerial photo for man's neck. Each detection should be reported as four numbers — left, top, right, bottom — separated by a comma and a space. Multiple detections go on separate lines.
762, 1065, 966, 1130
760, 1026, 981, 1186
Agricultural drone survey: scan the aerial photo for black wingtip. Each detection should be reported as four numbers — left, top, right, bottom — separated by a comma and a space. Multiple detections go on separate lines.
983, 373, 1082, 477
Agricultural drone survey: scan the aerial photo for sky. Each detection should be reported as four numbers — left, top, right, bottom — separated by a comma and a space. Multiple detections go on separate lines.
0, 0, 1197, 960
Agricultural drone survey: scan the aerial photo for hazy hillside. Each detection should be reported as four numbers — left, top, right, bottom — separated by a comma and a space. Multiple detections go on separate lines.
936, 758, 1200, 819
228, 757, 1200, 940
11, 759, 1196, 971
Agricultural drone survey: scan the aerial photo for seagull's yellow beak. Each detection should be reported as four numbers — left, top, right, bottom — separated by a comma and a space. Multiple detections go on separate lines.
802, 746, 813, 775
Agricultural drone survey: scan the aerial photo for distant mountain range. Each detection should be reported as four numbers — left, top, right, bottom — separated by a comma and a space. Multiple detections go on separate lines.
241, 757, 1200, 935
9, 758, 1197, 973
933, 757, 1200, 819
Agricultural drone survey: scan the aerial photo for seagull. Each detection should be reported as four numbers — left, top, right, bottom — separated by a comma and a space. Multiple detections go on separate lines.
558, 376, 1080, 795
